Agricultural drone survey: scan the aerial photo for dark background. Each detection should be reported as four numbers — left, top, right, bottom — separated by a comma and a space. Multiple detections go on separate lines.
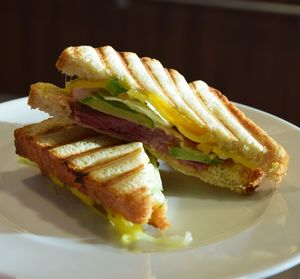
1, 0, 300, 126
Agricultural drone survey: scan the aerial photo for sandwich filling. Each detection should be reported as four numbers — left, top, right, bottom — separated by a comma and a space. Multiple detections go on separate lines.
26, 45, 289, 192
14, 118, 169, 229
65, 78, 257, 170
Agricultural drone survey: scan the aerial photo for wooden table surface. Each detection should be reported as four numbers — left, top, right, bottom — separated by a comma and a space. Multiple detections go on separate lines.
271, 264, 300, 278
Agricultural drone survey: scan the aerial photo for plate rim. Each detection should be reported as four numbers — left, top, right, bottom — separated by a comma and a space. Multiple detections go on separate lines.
0, 97, 300, 279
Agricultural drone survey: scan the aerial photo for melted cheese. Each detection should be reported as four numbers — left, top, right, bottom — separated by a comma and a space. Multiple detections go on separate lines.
212, 147, 256, 170
66, 79, 255, 169
66, 79, 205, 141
126, 90, 258, 169
127, 89, 206, 141
66, 79, 107, 92
48, 175, 143, 235
50, 175, 192, 247
19, 157, 192, 247
107, 211, 143, 236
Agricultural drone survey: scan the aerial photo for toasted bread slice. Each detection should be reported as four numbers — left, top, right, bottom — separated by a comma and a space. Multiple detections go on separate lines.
29, 83, 72, 118
14, 118, 169, 229
55, 46, 288, 181
28, 45, 288, 193
28, 84, 264, 194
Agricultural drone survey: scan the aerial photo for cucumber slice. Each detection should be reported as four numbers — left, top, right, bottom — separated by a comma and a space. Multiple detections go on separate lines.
80, 95, 154, 128
105, 79, 126, 96
169, 146, 223, 165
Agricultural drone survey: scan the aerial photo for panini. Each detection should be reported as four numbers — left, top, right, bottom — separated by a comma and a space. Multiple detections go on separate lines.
28, 45, 288, 193
14, 118, 169, 229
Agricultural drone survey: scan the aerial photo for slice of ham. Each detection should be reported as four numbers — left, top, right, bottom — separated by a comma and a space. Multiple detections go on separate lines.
72, 102, 208, 171
72, 88, 94, 101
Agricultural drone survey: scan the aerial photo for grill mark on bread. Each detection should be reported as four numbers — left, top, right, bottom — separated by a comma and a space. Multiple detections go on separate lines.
14, 118, 169, 228
56, 141, 122, 160
116, 51, 132, 84
71, 158, 146, 187
214, 86, 279, 155
67, 146, 144, 174
95, 48, 106, 70
168, 69, 210, 127
35, 125, 67, 136
208, 87, 266, 148
30, 122, 98, 149
116, 51, 140, 88
214, 94, 244, 141
189, 82, 238, 140
74, 171, 88, 184
101, 47, 121, 81
120, 52, 144, 89
49, 45, 288, 185
141, 58, 163, 87
24, 120, 76, 138
99, 164, 146, 189
164, 68, 184, 105
188, 81, 232, 137
164, 68, 205, 126
198, 95, 238, 140
141, 57, 176, 107
37, 131, 98, 148
99, 46, 139, 88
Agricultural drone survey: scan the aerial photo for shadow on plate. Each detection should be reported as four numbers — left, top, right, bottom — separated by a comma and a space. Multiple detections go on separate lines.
160, 166, 274, 202
0, 167, 121, 249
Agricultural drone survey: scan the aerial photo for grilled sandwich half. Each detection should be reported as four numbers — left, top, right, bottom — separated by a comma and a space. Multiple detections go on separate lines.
28, 45, 289, 194
14, 118, 169, 230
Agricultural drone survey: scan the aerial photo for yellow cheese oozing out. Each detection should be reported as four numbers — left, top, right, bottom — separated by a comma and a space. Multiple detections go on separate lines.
127, 90, 257, 169
127, 89, 206, 142
65, 79, 107, 92
19, 157, 192, 248
212, 147, 256, 170
66, 79, 205, 141
18, 158, 145, 238
49, 175, 143, 237
66, 79, 256, 170
50, 175, 192, 247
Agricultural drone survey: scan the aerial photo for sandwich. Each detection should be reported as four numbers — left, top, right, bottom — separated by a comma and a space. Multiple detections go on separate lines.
14, 117, 169, 237
28, 45, 289, 194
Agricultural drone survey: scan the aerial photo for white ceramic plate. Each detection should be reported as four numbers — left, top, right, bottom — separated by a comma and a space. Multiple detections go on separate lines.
0, 97, 300, 279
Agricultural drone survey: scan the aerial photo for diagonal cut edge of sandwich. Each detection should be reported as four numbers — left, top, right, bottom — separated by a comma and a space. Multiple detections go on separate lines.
14, 118, 193, 247
28, 45, 289, 194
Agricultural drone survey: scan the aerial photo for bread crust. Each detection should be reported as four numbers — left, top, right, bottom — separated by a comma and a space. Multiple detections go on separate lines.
29, 45, 289, 192
28, 84, 266, 194
14, 119, 169, 229
54, 46, 288, 182
208, 86, 288, 182
147, 148, 264, 194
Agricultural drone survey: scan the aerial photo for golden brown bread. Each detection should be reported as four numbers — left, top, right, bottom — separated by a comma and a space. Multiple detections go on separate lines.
28, 45, 289, 194
55, 46, 288, 178
191, 83, 288, 182
28, 83, 267, 193
14, 118, 169, 229
29, 83, 72, 118
147, 147, 264, 194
